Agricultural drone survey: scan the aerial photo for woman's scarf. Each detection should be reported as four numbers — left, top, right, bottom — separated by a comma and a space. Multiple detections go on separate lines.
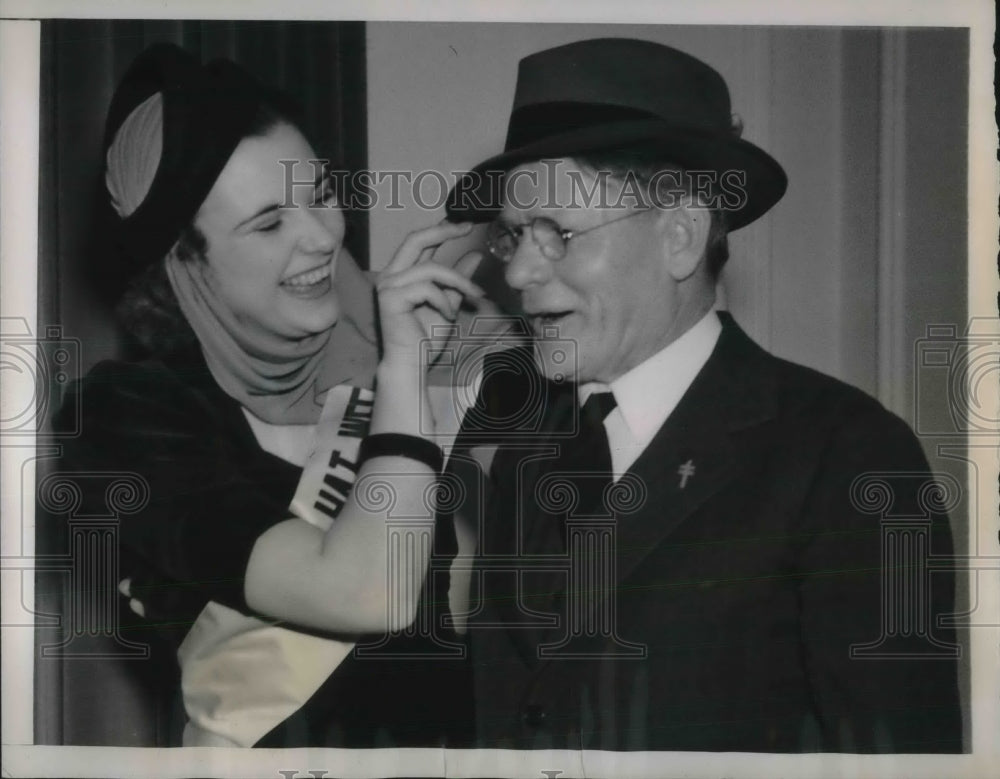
107, 92, 379, 425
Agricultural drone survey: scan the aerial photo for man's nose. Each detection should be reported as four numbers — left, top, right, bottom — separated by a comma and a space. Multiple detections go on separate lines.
503, 238, 553, 290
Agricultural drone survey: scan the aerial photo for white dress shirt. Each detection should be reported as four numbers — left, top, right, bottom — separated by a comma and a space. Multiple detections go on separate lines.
579, 309, 723, 479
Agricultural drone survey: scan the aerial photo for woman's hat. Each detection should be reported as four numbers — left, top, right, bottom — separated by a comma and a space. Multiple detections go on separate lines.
102, 43, 264, 275
446, 38, 787, 230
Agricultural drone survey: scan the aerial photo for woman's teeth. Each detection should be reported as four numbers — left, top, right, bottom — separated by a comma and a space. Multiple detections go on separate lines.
283, 263, 332, 288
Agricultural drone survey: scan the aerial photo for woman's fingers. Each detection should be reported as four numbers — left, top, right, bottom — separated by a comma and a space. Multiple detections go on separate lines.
384, 221, 474, 273
378, 261, 485, 302
416, 245, 436, 268
381, 279, 458, 321
378, 229, 487, 362
453, 250, 485, 280
441, 251, 485, 310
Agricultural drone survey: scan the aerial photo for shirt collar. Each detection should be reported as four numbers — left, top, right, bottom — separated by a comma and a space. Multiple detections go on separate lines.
579, 309, 723, 447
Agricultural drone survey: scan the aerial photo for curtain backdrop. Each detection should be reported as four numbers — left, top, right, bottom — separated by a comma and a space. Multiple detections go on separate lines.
34, 19, 367, 746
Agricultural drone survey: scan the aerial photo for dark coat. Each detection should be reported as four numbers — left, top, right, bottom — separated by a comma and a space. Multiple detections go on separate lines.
51, 345, 473, 748
469, 312, 962, 752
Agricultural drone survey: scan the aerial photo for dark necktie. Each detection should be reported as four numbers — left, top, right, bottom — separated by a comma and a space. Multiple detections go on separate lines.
551, 390, 617, 518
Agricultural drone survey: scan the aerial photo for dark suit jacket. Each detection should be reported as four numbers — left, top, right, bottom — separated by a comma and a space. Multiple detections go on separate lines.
469, 312, 962, 752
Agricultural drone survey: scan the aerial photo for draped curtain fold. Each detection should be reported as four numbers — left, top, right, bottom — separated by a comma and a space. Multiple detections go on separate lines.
35, 19, 367, 746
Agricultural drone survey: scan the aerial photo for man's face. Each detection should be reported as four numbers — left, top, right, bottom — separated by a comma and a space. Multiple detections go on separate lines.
499, 158, 684, 384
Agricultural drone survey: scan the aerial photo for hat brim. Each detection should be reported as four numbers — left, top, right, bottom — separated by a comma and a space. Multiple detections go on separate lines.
445, 119, 787, 231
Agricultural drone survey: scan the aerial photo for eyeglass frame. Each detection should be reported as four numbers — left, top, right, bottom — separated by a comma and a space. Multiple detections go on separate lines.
485, 207, 654, 263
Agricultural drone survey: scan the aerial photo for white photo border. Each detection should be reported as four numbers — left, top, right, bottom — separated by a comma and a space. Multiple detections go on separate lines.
2, 1, 997, 778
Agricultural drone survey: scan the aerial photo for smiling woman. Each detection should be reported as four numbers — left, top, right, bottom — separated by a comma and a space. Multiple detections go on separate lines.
192, 123, 345, 338
45, 42, 478, 749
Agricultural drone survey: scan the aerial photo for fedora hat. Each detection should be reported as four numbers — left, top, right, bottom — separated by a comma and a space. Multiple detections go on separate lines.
445, 37, 786, 230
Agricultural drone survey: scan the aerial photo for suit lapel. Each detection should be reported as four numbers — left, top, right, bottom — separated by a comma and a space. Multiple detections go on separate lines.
615, 313, 780, 585
489, 314, 782, 668
614, 388, 739, 585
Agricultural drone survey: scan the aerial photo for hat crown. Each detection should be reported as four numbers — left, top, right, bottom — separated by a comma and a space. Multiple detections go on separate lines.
507, 38, 732, 150
445, 37, 786, 231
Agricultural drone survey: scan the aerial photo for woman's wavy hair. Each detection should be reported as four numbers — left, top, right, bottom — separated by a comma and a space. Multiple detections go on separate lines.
114, 223, 207, 355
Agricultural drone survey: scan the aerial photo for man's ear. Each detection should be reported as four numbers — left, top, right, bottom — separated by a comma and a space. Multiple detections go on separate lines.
660, 202, 711, 281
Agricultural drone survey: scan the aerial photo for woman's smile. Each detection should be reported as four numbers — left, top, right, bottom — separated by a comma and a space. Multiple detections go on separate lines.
281, 258, 335, 298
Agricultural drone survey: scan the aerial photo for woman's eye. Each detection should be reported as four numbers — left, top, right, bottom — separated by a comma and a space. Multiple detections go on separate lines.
315, 186, 337, 206
258, 220, 281, 233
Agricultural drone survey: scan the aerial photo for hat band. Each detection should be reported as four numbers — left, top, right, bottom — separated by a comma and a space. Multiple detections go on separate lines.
504, 102, 661, 151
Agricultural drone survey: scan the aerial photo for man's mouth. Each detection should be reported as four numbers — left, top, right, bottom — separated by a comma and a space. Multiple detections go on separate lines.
529, 310, 574, 332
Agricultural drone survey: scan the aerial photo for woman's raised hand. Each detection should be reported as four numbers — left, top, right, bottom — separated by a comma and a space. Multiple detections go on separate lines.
376, 221, 485, 370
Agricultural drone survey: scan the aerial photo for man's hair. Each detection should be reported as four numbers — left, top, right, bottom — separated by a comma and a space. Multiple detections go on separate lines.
572, 144, 731, 280
115, 98, 305, 355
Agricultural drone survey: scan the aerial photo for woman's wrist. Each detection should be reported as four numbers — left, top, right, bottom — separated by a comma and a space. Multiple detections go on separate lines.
372, 358, 432, 436
358, 433, 443, 474
376, 358, 424, 400
378, 352, 423, 376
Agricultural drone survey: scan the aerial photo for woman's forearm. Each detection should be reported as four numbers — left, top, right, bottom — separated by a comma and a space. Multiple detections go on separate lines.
246, 221, 479, 633
245, 359, 439, 634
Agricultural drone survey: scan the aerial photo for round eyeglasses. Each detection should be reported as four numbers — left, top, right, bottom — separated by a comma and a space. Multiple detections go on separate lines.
485, 208, 653, 262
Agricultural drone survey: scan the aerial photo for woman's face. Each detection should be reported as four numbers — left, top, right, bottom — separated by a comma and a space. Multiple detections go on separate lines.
194, 121, 346, 341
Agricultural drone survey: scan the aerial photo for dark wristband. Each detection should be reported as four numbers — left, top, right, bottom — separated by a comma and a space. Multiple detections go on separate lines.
358, 433, 444, 474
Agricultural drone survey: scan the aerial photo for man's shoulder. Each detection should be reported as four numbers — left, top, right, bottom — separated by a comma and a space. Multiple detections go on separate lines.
713, 323, 934, 500
718, 317, 914, 440
770, 352, 881, 415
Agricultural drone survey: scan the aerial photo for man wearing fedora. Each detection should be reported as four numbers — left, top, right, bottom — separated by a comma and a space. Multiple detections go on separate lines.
445, 38, 962, 752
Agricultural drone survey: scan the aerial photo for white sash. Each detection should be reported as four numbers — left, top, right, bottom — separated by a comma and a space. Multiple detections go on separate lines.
179, 386, 373, 747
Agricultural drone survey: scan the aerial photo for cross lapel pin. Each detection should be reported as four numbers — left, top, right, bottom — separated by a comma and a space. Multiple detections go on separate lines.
677, 459, 696, 489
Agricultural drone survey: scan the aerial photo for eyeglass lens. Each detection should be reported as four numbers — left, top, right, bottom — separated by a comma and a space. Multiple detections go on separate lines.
488, 218, 566, 261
